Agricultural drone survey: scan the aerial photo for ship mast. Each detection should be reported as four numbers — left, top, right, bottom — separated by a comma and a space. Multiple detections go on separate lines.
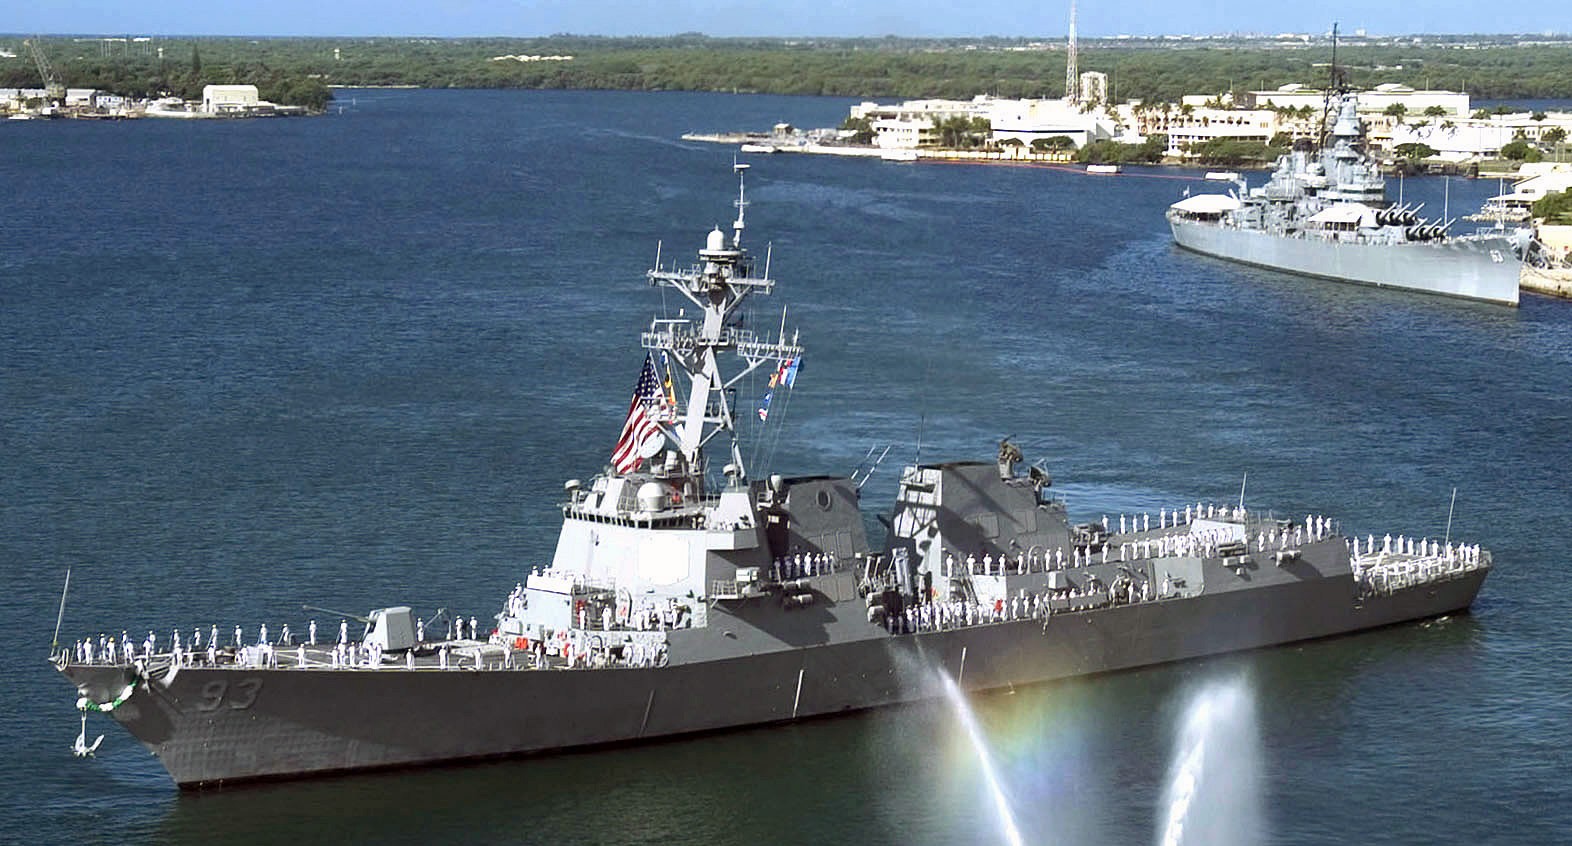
642, 164, 802, 492
1318, 22, 1344, 152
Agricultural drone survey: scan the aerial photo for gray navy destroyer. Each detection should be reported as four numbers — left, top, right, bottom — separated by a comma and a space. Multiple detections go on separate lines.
56, 165, 1492, 788
1168, 92, 1525, 306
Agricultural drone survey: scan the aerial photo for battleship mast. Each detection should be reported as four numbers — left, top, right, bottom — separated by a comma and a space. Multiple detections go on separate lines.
641, 163, 801, 491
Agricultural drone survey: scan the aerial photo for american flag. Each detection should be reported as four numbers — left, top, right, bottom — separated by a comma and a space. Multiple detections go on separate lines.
610, 354, 667, 473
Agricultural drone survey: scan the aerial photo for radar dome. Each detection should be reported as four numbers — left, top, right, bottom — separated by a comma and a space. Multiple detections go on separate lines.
637, 481, 669, 512
706, 227, 727, 252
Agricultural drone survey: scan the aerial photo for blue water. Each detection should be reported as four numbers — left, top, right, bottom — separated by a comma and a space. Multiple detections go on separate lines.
3, 89, 1570, 844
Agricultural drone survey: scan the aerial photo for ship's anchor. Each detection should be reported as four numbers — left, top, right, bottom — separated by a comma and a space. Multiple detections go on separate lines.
73, 712, 103, 758
73, 685, 133, 758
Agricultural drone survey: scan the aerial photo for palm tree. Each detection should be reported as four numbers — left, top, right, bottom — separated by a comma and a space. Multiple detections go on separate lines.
1545, 126, 1568, 162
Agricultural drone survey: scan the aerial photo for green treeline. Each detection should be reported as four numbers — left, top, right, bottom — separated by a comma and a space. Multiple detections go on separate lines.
5, 35, 1572, 107
0, 38, 333, 109
1076, 135, 1169, 164
1533, 190, 1572, 224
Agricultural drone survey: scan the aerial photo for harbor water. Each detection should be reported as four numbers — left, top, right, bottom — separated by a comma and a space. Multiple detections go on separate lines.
3, 89, 1571, 844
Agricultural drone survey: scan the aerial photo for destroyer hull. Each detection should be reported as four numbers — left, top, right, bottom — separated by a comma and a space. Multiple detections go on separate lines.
1169, 217, 1522, 306
59, 567, 1484, 788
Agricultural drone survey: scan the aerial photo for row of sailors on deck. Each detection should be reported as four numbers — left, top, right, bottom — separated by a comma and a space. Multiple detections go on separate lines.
937, 519, 1335, 581
1353, 534, 1485, 563
771, 552, 833, 581
71, 634, 493, 673
937, 543, 1236, 574
944, 551, 1051, 576
553, 629, 666, 669
877, 581, 1160, 636
1106, 508, 1336, 540
73, 613, 484, 667
1106, 503, 1245, 536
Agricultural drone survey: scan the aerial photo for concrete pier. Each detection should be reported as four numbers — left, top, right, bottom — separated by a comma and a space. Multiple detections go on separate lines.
1521, 266, 1572, 299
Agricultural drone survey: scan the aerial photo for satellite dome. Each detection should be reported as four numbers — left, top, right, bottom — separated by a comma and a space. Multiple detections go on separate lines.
636, 481, 669, 512
706, 227, 727, 252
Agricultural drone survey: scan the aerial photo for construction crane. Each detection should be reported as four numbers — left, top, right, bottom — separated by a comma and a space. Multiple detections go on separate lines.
22, 37, 65, 103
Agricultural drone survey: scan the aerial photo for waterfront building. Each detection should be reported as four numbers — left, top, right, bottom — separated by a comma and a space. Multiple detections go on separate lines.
1239, 83, 1471, 117
988, 97, 1117, 149
1119, 102, 1314, 159
1389, 112, 1572, 158
0, 88, 49, 111
201, 84, 260, 114
64, 88, 102, 108
1477, 164, 1572, 220
850, 95, 1115, 150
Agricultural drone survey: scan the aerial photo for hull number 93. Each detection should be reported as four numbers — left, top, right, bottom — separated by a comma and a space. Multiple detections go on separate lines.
194, 678, 263, 712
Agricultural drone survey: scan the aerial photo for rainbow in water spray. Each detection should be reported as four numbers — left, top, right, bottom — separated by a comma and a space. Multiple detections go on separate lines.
939, 674, 1026, 846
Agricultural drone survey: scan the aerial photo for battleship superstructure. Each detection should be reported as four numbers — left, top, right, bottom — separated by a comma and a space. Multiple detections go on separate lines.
56, 166, 1491, 788
1168, 94, 1525, 306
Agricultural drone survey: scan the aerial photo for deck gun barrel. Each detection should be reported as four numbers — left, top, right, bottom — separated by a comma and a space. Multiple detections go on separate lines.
301, 604, 371, 623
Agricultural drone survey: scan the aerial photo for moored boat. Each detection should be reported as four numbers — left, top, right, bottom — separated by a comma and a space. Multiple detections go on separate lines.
56, 164, 1493, 789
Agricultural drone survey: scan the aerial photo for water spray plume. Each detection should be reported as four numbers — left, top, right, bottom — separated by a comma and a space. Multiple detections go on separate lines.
939, 674, 1025, 846
1157, 674, 1264, 846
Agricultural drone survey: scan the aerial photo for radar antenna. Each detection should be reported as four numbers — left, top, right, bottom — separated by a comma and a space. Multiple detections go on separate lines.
642, 165, 801, 489
732, 161, 749, 247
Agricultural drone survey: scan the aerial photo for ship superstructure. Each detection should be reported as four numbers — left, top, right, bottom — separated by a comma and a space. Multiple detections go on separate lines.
1168, 94, 1526, 306
56, 166, 1491, 788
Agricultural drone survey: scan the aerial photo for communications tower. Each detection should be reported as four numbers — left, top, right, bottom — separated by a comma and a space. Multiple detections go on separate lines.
1064, 0, 1079, 105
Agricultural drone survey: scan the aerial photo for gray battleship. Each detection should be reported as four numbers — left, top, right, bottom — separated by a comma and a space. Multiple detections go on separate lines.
56, 165, 1491, 788
1168, 94, 1525, 306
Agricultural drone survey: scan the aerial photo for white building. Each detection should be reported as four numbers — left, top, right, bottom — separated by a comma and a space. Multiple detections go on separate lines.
1119, 104, 1296, 158
1078, 71, 1108, 106
65, 88, 101, 107
1243, 83, 1471, 118
1490, 164, 1572, 214
989, 97, 1117, 148
1390, 112, 1572, 158
867, 118, 933, 149
201, 84, 259, 114
851, 95, 1115, 150
850, 96, 992, 126
1, 88, 49, 104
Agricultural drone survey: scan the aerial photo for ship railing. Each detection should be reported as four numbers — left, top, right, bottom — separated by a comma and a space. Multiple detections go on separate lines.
642, 325, 755, 352
560, 504, 708, 530
734, 336, 803, 362
649, 265, 775, 295
1352, 551, 1484, 596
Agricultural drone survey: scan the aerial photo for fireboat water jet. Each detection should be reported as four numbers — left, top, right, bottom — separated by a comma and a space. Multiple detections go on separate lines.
940, 673, 1025, 846
1157, 674, 1263, 846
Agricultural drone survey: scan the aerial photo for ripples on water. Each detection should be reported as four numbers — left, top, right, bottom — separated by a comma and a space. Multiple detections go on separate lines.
3, 89, 1570, 845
